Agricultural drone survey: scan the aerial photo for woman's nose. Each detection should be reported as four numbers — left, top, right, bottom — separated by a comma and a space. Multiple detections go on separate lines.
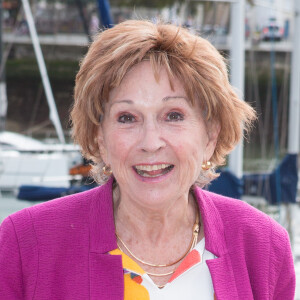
139, 121, 166, 153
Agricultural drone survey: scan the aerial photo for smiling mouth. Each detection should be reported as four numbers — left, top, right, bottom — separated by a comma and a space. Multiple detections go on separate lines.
133, 164, 175, 178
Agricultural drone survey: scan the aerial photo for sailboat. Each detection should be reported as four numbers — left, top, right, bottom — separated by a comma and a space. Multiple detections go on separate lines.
0, 0, 82, 194
0, 131, 81, 190
0, 0, 114, 197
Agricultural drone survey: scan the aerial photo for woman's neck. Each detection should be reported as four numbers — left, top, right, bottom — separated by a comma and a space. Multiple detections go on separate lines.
113, 185, 198, 245
113, 184, 203, 288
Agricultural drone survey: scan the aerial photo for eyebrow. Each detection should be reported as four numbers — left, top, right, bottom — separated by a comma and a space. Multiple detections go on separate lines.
110, 96, 188, 107
162, 96, 188, 102
110, 99, 133, 106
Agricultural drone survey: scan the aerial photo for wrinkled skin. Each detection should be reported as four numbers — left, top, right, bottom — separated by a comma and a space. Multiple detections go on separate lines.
98, 61, 219, 213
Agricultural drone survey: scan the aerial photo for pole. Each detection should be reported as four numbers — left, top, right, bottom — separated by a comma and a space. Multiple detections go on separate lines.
21, 0, 65, 144
286, 0, 300, 251
75, 0, 92, 43
228, 0, 245, 178
288, 0, 300, 154
97, 0, 113, 28
0, 0, 7, 132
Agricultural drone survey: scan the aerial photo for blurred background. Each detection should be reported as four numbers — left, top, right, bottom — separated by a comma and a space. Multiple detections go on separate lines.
0, 0, 299, 296
0, 0, 297, 167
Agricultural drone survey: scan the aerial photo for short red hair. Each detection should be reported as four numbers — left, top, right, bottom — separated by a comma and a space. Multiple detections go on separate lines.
71, 20, 256, 185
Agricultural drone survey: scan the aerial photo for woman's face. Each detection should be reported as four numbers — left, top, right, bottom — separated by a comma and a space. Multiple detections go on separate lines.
98, 61, 219, 209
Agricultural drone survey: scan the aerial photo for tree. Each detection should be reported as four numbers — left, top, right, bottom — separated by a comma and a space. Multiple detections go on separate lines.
109, 0, 183, 8
110, 0, 254, 8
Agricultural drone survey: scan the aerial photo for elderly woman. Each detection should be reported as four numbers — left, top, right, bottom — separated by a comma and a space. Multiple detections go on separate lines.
0, 20, 295, 299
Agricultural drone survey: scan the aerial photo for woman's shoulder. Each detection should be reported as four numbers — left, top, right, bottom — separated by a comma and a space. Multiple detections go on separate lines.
196, 190, 295, 298
1, 183, 109, 237
198, 188, 289, 243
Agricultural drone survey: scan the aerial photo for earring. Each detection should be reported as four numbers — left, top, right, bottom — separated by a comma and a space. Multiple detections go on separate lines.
102, 165, 112, 176
201, 161, 212, 171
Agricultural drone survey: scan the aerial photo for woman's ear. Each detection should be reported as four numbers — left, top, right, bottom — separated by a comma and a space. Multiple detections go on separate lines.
205, 120, 221, 160
97, 125, 108, 164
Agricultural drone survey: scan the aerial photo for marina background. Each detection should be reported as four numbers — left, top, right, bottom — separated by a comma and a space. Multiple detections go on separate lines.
0, 0, 300, 297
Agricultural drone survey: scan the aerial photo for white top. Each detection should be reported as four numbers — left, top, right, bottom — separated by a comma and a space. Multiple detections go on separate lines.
110, 238, 216, 300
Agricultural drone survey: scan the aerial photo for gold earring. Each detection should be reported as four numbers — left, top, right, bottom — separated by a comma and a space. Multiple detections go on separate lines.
102, 165, 112, 176
201, 161, 212, 171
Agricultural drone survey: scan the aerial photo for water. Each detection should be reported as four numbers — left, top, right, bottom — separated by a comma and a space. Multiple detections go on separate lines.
0, 192, 43, 222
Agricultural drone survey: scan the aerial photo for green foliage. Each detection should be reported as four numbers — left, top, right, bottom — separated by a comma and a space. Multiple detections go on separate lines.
37, 0, 180, 6
36, 0, 252, 9
109, 0, 183, 8
36, 0, 95, 4
6, 59, 79, 81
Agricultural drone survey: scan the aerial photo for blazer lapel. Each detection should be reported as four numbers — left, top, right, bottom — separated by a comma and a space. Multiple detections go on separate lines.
89, 252, 123, 300
194, 187, 240, 300
89, 177, 124, 300
206, 255, 240, 300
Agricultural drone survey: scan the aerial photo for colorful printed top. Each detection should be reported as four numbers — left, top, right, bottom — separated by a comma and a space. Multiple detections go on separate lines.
109, 238, 216, 300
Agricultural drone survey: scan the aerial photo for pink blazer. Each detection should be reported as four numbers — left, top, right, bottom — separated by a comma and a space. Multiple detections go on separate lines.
0, 177, 295, 299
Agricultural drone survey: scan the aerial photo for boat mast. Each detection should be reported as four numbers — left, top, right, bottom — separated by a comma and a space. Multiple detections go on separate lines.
228, 0, 245, 178
187, 0, 244, 177
288, 0, 300, 154
0, 0, 7, 132
21, 0, 65, 144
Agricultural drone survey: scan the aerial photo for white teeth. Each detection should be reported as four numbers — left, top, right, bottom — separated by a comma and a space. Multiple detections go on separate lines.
135, 164, 171, 171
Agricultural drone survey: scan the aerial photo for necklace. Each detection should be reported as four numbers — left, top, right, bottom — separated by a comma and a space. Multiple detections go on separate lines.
116, 208, 200, 276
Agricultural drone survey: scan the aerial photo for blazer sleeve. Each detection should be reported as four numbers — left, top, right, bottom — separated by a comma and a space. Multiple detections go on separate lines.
269, 219, 296, 300
0, 216, 23, 299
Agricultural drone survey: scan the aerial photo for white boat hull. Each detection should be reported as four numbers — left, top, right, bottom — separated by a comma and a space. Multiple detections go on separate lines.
0, 150, 75, 190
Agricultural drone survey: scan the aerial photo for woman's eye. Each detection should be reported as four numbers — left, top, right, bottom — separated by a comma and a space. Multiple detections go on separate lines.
118, 114, 136, 123
166, 112, 184, 122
